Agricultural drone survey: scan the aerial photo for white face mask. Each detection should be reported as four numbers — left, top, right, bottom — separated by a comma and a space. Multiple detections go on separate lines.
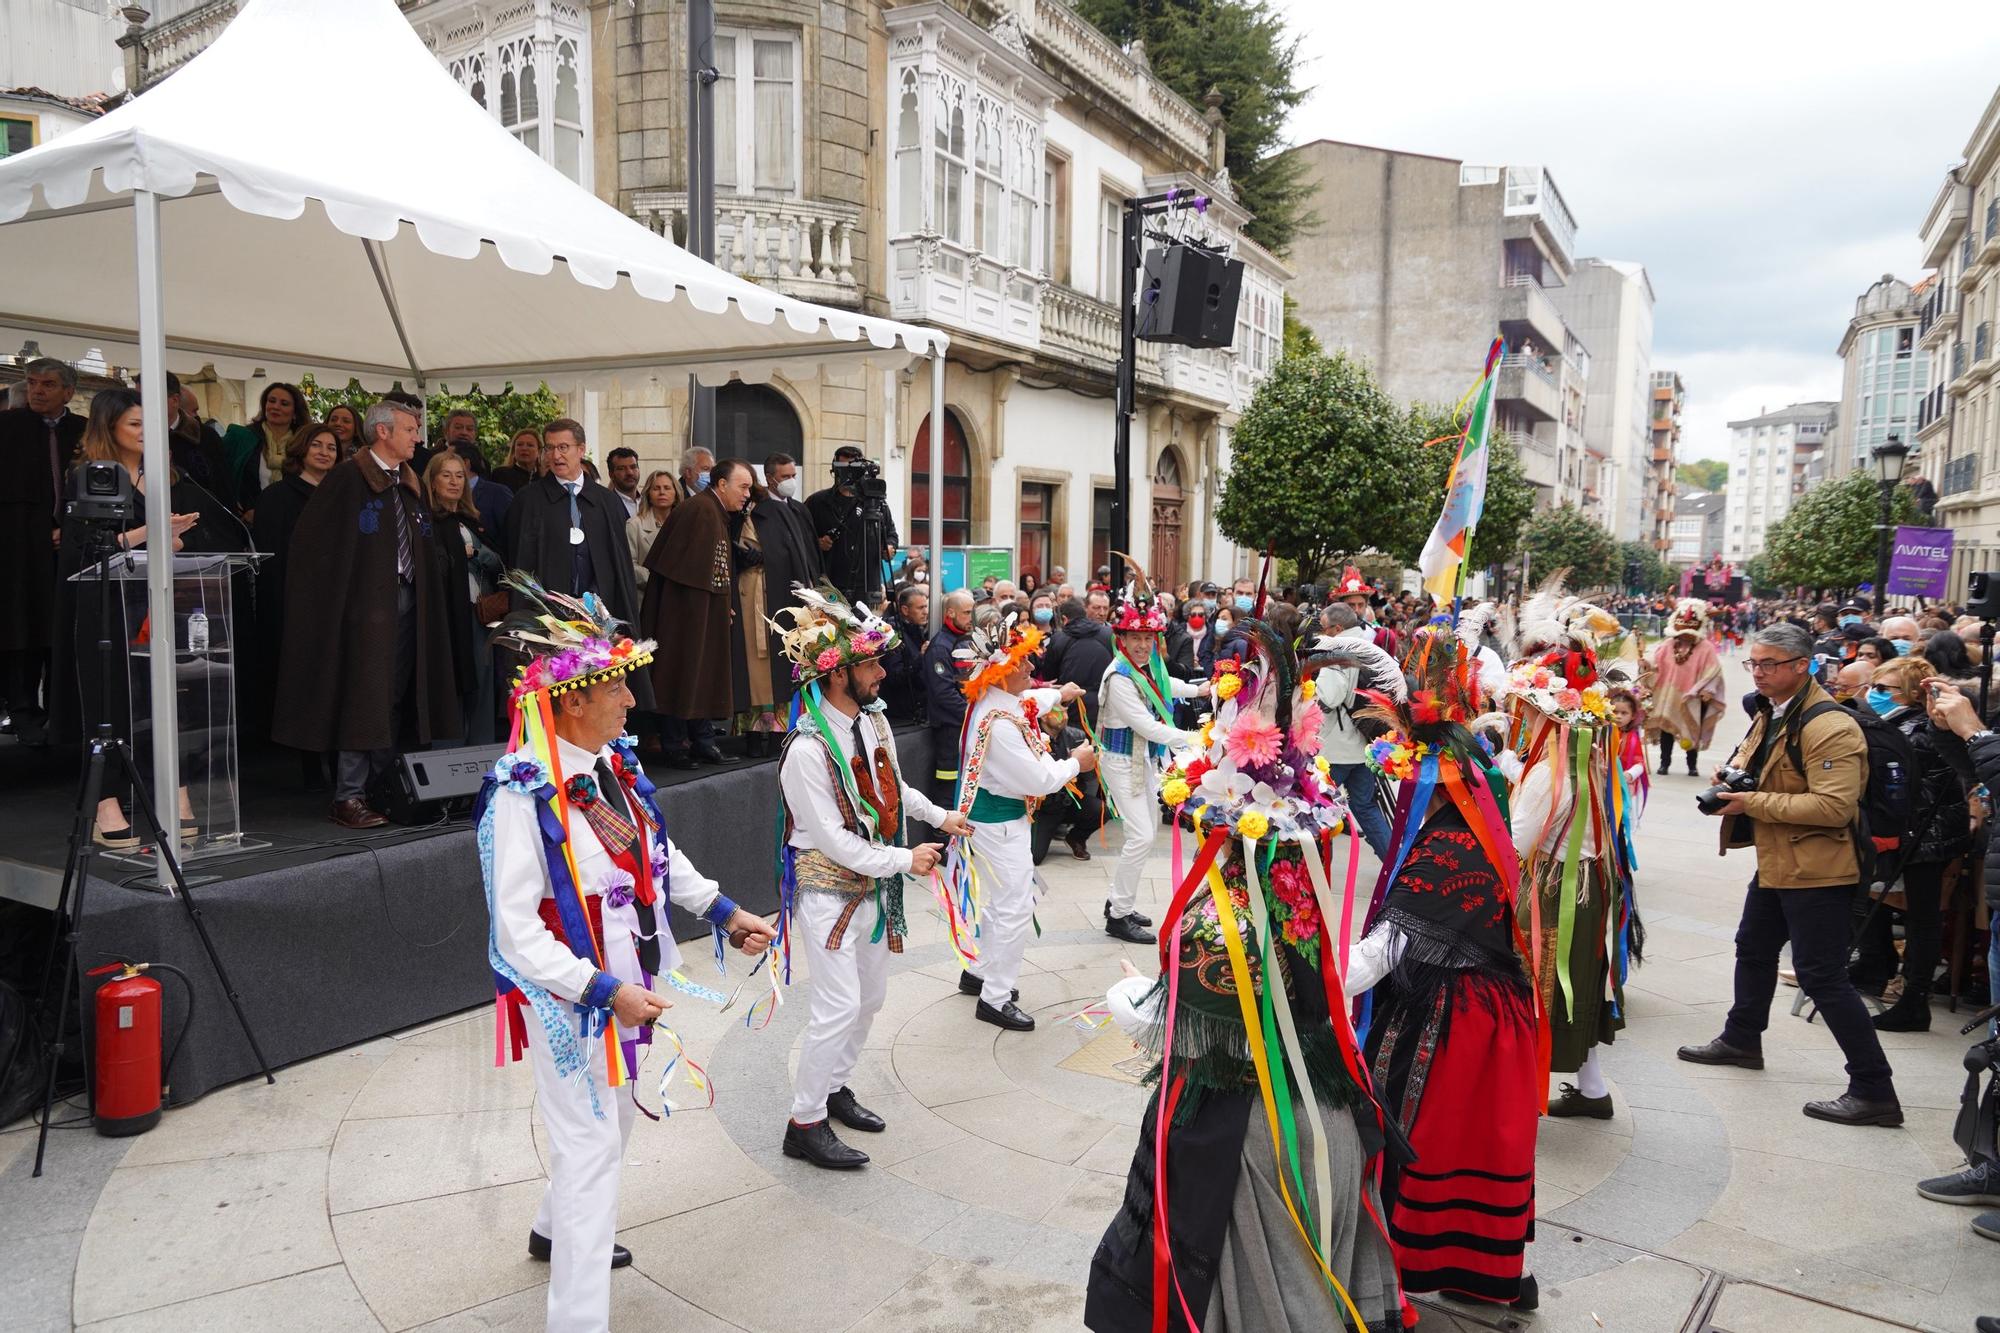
775, 475, 802, 501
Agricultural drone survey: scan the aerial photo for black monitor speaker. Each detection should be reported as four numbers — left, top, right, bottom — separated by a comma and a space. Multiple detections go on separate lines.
369, 742, 507, 825
1137, 243, 1245, 350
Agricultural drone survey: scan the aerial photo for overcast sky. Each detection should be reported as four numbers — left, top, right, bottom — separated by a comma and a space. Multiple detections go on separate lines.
1275, 0, 2000, 466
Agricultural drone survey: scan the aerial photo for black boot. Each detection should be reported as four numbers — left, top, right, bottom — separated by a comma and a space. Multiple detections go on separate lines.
1874, 991, 1932, 1032
1685, 750, 1699, 776
1510, 1272, 1539, 1312
783, 1118, 869, 1168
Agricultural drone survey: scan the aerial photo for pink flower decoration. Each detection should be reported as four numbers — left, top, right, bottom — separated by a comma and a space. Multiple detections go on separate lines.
815, 647, 843, 671
1532, 669, 1552, 688
1555, 688, 1582, 710
1227, 712, 1283, 768
1290, 702, 1324, 755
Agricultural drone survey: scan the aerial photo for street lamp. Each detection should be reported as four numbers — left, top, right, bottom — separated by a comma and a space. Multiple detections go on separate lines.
1871, 433, 1910, 615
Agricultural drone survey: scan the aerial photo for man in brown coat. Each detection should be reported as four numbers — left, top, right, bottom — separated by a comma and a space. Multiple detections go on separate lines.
642, 457, 754, 768
1677, 622, 1899, 1126
274, 399, 461, 827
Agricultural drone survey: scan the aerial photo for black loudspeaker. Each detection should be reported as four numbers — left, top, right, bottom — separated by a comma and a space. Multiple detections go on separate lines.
1137, 242, 1245, 350
370, 743, 507, 825
1969, 570, 2000, 620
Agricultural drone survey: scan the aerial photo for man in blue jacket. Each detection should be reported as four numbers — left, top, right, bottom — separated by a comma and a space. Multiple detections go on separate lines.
921, 588, 974, 809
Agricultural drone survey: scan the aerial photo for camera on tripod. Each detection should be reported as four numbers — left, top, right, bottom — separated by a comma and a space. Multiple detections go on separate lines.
1696, 765, 1756, 815
832, 455, 886, 500
66, 459, 135, 527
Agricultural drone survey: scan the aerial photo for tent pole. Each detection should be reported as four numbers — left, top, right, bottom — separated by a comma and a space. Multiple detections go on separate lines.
928, 348, 944, 632
686, 0, 717, 452
135, 189, 180, 881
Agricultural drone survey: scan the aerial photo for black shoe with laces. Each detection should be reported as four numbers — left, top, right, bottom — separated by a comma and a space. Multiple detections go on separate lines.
1545, 1082, 1614, 1120
783, 1118, 869, 1169
827, 1085, 886, 1133
1105, 914, 1157, 945
1104, 899, 1152, 928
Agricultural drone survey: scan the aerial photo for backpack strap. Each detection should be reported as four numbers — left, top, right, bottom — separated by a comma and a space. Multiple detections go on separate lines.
1783, 700, 1846, 781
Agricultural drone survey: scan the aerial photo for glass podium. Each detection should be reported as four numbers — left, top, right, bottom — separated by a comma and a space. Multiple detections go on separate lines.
68, 550, 268, 865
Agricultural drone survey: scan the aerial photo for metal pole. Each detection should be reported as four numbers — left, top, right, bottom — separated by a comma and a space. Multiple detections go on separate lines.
1112, 198, 1138, 593
686, 0, 716, 451
928, 349, 944, 633
134, 190, 179, 880
1875, 479, 1892, 616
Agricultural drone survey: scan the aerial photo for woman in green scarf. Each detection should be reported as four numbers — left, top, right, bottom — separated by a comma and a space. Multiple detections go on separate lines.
223, 381, 307, 516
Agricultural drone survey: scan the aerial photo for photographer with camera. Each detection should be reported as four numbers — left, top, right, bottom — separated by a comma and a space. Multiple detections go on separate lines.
807, 446, 899, 606
1677, 623, 1904, 1127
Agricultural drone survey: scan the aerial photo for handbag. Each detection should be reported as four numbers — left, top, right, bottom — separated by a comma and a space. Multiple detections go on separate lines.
476, 587, 511, 626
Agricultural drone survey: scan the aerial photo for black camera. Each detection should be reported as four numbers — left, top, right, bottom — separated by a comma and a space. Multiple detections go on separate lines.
1696, 766, 1755, 816
832, 455, 886, 500
1969, 571, 2000, 621
66, 458, 134, 526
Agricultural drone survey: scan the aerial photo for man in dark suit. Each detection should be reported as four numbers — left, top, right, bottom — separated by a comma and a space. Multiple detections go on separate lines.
880, 585, 929, 722
503, 419, 651, 710
0, 357, 85, 743
440, 408, 512, 535
748, 451, 822, 716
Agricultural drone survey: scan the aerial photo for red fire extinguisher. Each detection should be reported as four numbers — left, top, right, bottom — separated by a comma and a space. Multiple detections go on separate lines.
88, 962, 163, 1137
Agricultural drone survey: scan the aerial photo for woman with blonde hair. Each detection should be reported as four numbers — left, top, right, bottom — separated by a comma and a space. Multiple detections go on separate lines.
627, 468, 678, 589
1857, 653, 1971, 1031
424, 450, 504, 744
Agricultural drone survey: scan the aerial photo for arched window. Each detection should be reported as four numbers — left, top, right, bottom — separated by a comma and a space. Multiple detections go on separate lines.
911, 410, 971, 547
714, 383, 803, 464
1153, 447, 1183, 489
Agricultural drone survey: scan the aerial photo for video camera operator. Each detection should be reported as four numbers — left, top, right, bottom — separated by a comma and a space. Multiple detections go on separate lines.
807, 445, 899, 606
1676, 623, 1904, 1128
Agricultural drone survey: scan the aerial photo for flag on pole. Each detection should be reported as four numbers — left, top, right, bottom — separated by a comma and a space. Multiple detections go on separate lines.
1419, 335, 1504, 601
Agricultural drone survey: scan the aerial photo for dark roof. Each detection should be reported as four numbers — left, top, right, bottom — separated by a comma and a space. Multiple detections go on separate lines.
1726, 402, 1837, 430
1, 86, 110, 117
1675, 492, 1726, 517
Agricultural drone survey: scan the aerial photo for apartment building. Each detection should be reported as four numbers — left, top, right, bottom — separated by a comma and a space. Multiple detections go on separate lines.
117, 0, 1287, 587
1550, 258, 1655, 540
1282, 140, 1593, 512
1669, 489, 1724, 566
1829, 273, 1927, 480
1721, 402, 1836, 563
1648, 370, 1683, 556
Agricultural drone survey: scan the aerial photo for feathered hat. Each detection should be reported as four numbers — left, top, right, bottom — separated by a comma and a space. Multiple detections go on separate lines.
1354, 623, 1490, 781
953, 607, 1044, 700
1332, 565, 1378, 599
769, 582, 901, 687
1669, 597, 1710, 639
491, 571, 656, 705
1109, 552, 1170, 634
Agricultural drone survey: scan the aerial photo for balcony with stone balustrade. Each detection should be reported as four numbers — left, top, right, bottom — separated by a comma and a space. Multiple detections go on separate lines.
632, 191, 863, 310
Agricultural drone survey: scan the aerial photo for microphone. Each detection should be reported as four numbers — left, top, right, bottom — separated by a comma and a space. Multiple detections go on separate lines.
172, 474, 260, 621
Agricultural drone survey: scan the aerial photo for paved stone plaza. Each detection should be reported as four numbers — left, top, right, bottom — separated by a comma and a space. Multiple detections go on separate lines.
7, 657, 2000, 1331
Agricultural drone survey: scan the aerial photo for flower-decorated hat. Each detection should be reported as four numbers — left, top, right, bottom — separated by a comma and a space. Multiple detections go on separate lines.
1332, 566, 1377, 600
953, 607, 1044, 700
769, 582, 901, 687
1111, 599, 1170, 633
491, 571, 656, 705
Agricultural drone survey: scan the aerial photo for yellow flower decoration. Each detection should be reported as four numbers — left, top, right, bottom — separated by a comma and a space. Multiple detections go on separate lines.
1582, 688, 1610, 718
1236, 810, 1269, 840
1314, 754, 1331, 778
1300, 678, 1317, 701
1161, 776, 1192, 808
1215, 673, 1242, 701
1199, 720, 1216, 748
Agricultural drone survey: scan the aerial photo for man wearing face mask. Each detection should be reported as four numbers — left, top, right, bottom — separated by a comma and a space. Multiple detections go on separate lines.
1881, 615, 1921, 658
677, 446, 715, 499
1166, 593, 1219, 727
1831, 659, 1873, 706
750, 452, 824, 711
921, 589, 976, 809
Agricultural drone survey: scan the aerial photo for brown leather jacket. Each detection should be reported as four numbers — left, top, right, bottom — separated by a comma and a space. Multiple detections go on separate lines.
1719, 679, 1868, 888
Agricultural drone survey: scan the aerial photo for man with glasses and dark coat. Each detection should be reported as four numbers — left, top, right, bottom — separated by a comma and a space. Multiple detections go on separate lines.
1677, 622, 1902, 1128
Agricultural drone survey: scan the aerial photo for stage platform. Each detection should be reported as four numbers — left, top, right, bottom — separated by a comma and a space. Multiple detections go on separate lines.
0, 726, 932, 1105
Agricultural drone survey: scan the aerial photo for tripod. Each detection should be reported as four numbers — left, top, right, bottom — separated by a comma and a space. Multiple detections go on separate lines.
26, 523, 273, 1178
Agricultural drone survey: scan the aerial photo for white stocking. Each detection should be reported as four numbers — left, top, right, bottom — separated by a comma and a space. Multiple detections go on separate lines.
1576, 1045, 1608, 1099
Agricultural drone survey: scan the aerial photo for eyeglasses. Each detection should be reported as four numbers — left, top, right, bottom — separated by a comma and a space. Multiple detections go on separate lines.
1746, 656, 1804, 674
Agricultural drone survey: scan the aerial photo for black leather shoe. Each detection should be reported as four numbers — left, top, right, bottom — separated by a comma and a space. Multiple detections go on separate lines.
692, 744, 728, 765
1067, 836, 1092, 861
977, 998, 1036, 1031
1804, 1093, 1903, 1127
1510, 1272, 1539, 1312
1676, 1037, 1764, 1070
663, 750, 700, 771
1105, 914, 1157, 945
783, 1118, 869, 1168
1545, 1082, 1614, 1119
958, 971, 1017, 1001
527, 1230, 632, 1268
827, 1085, 886, 1133
1104, 900, 1152, 928
1874, 995, 1932, 1032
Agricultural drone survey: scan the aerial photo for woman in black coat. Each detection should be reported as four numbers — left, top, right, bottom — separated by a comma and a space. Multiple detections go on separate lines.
252, 423, 341, 773
423, 452, 504, 746
54, 389, 244, 847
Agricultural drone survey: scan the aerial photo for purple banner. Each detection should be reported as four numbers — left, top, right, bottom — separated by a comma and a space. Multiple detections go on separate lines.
1886, 525, 1952, 599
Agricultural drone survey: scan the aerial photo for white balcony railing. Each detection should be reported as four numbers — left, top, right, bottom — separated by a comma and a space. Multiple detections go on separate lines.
632, 191, 862, 309
1027, 0, 1211, 166
1502, 166, 1577, 265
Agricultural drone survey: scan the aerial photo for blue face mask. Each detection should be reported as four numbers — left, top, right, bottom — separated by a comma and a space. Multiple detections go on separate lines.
1865, 686, 1898, 716
694, 470, 711, 491
1233, 595, 1254, 613
1838, 614, 1862, 628
1891, 638, 1913, 656
1032, 606, 1054, 625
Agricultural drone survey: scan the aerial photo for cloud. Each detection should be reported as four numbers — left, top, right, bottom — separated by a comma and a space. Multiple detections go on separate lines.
1274, 0, 2000, 471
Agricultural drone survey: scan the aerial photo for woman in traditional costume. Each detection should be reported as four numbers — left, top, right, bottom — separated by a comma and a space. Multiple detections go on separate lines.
1086, 620, 1402, 1333
1347, 624, 1543, 1313
1645, 598, 1726, 777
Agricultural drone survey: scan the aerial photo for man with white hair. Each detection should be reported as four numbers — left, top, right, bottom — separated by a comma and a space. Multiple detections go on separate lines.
677, 445, 714, 499
1881, 615, 1920, 655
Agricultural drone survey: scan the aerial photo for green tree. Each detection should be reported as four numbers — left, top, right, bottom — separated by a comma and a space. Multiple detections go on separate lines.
1216, 348, 1416, 585
1396, 401, 1535, 574
1761, 471, 1919, 592
1520, 503, 1620, 590
1073, 0, 1314, 254
1676, 458, 1728, 493
300, 375, 567, 469
1619, 539, 1673, 594
1281, 294, 1321, 362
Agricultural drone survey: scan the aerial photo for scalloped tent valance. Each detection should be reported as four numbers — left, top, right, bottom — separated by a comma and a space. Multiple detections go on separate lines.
0, 0, 945, 386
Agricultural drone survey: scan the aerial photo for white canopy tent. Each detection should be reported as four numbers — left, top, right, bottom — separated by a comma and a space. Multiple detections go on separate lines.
0, 0, 950, 877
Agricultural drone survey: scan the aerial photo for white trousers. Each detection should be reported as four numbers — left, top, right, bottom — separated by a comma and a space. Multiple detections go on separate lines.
969, 817, 1036, 1007
790, 891, 889, 1123
1100, 753, 1157, 919
525, 1011, 636, 1333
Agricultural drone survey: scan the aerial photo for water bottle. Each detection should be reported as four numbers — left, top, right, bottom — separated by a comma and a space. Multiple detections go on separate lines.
187, 606, 209, 655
